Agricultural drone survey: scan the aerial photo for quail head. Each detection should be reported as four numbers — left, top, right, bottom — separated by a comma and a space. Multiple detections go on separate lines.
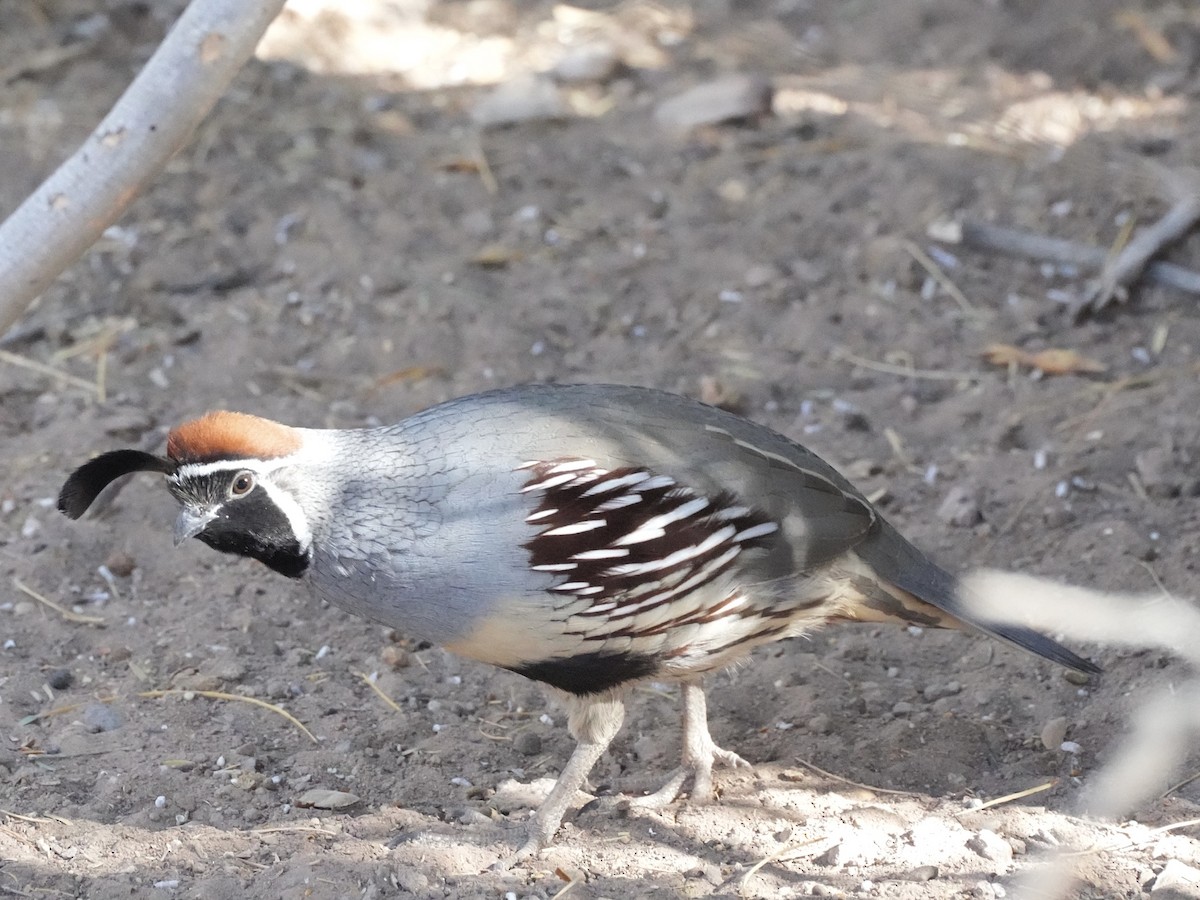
59, 383, 1098, 861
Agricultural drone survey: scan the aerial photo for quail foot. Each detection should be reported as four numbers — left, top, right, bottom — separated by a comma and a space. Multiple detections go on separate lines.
59, 383, 1098, 862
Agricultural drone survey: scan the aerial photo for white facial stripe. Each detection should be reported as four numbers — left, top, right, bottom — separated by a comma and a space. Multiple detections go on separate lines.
172, 457, 294, 481
257, 478, 313, 553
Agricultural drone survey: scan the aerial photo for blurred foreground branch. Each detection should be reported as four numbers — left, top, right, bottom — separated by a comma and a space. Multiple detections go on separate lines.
0, 0, 287, 339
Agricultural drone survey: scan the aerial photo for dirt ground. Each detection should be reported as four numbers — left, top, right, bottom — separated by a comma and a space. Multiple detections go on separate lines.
3, 1, 1200, 897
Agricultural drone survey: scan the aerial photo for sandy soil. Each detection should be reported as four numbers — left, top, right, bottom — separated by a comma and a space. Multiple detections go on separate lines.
3, 1, 1200, 897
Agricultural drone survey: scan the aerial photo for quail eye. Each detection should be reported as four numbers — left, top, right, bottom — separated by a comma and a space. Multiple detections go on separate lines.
230, 472, 255, 497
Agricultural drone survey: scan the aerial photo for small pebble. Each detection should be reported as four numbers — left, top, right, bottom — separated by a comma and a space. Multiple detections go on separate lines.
47, 668, 73, 690
1151, 859, 1200, 893
552, 41, 619, 83
967, 829, 1013, 866
938, 486, 982, 527
807, 713, 833, 734
104, 551, 137, 577
923, 681, 961, 702
513, 731, 543, 756
471, 74, 566, 127
654, 73, 772, 129
81, 703, 123, 733
380, 645, 411, 669
1040, 717, 1068, 752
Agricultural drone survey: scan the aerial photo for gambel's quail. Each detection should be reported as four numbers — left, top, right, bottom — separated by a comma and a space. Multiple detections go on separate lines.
59, 383, 1098, 860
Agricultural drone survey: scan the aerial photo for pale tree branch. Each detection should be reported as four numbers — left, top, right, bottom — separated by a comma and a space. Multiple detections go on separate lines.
0, 0, 288, 339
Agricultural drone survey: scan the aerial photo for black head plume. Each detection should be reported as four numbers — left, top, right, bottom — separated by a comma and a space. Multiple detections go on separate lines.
58, 450, 176, 519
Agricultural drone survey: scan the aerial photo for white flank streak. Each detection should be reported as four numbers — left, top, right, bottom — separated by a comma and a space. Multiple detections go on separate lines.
588, 602, 617, 614
525, 508, 558, 522
735, 521, 779, 542
615, 525, 665, 546
645, 525, 736, 572
547, 458, 597, 474
576, 585, 605, 595
609, 525, 736, 576
715, 505, 751, 520
572, 548, 630, 560
532, 563, 576, 572
543, 519, 608, 536
637, 475, 677, 491
638, 496, 710, 532
520, 472, 578, 493
597, 494, 640, 511
551, 581, 591, 592
516, 460, 540, 470
582, 470, 649, 496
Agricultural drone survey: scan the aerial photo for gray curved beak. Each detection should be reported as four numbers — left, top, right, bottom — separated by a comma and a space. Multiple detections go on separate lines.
174, 508, 215, 546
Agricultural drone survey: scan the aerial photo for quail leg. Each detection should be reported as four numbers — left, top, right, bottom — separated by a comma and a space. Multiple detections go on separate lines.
502, 694, 626, 866
634, 681, 751, 807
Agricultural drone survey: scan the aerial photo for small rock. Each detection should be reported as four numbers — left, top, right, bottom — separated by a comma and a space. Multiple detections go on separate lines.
892, 701, 915, 716
457, 808, 492, 827
1136, 447, 1179, 498
513, 730, 542, 756
1042, 506, 1076, 528
814, 842, 844, 867
104, 551, 137, 577
654, 74, 772, 129
744, 264, 776, 288
1040, 717, 1069, 752
938, 485, 982, 527
471, 74, 567, 127
923, 681, 962, 702
294, 789, 361, 810
81, 703, 122, 733
1151, 859, 1200, 894
380, 645, 411, 669
392, 865, 430, 894
490, 777, 556, 814
967, 829, 1014, 869
552, 41, 619, 83
807, 713, 833, 734
47, 668, 73, 690
907, 865, 939, 882
860, 235, 922, 288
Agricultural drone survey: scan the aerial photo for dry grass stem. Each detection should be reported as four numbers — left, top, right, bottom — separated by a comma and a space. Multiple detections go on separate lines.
139, 689, 317, 743
0, 349, 100, 396
354, 671, 403, 713
12, 578, 105, 626
792, 757, 917, 797
832, 347, 983, 382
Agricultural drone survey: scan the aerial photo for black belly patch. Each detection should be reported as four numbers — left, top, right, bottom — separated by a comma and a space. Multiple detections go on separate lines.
510, 651, 660, 695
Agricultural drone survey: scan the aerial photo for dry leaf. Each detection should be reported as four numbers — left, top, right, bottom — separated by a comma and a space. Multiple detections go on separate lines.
473, 244, 519, 267
981, 343, 1025, 367
1026, 348, 1106, 375
981, 343, 1105, 376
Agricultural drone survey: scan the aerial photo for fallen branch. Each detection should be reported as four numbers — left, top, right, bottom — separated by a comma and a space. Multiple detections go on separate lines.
0, 0, 287, 340
955, 220, 1200, 296
1080, 183, 1200, 316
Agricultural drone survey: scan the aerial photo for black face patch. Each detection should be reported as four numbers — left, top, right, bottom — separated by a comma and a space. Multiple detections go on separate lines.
510, 651, 660, 695
172, 473, 309, 579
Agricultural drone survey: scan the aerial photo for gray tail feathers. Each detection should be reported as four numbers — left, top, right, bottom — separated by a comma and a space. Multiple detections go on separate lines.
859, 520, 1101, 675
